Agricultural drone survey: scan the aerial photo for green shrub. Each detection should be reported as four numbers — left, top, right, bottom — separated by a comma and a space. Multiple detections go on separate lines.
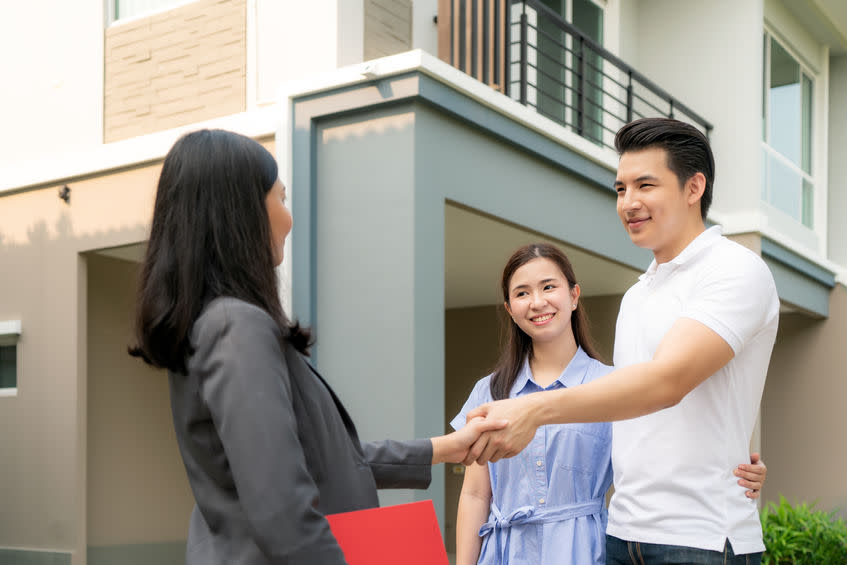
761, 496, 847, 564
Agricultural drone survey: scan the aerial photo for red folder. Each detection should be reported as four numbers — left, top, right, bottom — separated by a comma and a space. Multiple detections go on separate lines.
326, 500, 450, 565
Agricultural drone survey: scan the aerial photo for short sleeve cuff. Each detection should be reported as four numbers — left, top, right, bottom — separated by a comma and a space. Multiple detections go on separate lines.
449, 412, 467, 432
682, 309, 743, 354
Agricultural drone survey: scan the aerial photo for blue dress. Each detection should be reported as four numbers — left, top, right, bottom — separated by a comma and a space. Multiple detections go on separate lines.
451, 348, 613, 565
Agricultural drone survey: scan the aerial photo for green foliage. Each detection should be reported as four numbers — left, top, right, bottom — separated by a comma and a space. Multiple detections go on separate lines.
761, 496, 847, 564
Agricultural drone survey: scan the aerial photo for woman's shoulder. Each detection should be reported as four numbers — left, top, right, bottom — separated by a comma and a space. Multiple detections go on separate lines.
192, 297, 281, 347
196, 297, 276, 328
470, 373, 495, 399
584, 356, 614, 382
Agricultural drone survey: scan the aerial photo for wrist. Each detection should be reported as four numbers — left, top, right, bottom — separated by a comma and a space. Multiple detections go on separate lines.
430, 435, 448, 465
526, 390, 552, 427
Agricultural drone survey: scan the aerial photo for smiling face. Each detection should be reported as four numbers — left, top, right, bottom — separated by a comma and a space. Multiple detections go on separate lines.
504, 257, 580, 346
615, 147, 705, 264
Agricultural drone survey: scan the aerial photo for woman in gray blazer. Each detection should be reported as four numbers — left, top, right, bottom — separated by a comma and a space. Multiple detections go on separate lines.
129, 129, 502, 564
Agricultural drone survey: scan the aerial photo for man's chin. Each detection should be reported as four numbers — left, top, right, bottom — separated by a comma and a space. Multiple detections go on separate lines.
626, 232, 650, 248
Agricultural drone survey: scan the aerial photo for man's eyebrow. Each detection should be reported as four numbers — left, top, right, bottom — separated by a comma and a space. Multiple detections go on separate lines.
635, 175, 659, 182
615, 174, 659, 186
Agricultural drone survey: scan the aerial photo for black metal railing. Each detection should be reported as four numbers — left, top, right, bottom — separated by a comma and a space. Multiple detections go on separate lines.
511, 0, 712, 149
438, 0, 713, 150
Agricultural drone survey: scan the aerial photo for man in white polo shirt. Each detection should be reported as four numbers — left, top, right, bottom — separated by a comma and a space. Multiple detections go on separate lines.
466, 118, 779, 564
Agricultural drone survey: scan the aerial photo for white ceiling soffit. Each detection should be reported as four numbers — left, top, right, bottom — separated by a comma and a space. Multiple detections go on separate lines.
91, 242, 147, 263
445, 203, 642, 309
784, 0, 847, 54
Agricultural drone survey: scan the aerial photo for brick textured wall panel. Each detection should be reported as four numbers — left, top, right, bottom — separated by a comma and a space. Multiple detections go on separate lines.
364, 0, 412, 61
104, 0, 246, 143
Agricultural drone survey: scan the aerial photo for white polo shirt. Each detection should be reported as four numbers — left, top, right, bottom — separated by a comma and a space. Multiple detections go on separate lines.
606, 226, 779, 554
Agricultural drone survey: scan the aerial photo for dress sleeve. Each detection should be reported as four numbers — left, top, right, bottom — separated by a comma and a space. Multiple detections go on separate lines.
192, 301, 347, 565
361, 439, 433, 489
449, 377, 491, 431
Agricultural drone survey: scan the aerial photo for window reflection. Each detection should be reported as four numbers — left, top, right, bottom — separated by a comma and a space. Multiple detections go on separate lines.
762, 35, 814, 228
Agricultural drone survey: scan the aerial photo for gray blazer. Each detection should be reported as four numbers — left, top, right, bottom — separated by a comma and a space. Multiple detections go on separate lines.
169, 297, 433, 564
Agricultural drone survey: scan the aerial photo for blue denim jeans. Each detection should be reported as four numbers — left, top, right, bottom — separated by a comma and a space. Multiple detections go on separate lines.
606, 535, 763, 565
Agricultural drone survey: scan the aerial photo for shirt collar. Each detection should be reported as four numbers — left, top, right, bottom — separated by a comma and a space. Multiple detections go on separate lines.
512, 346, 594, 396
639, 225, 722, 281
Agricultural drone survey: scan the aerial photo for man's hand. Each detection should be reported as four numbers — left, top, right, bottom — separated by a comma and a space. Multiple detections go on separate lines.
735, 452, 767, 499
465, 395, 541, 463
431, 416, 508, 465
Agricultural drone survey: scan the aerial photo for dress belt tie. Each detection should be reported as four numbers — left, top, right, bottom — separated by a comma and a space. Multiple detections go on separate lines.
478, 498, 604, 563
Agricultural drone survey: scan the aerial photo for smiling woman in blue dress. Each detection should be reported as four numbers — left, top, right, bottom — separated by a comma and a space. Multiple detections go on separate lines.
452, 243, 767, 565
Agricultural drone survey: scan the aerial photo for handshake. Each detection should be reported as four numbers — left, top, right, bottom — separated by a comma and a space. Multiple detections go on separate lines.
430, 395, 533, 466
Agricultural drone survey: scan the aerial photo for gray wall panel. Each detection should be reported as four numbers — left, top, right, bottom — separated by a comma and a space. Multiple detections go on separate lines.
764, 258, 830, 317
413, 103, 648, 271
313, 105, 420, 509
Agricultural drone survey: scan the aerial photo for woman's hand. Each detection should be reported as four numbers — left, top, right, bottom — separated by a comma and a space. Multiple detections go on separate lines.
431, 417, 508, 465
735, 452, 767, 499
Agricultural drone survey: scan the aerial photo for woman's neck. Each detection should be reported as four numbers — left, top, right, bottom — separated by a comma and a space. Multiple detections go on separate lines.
529, 336, 578, 388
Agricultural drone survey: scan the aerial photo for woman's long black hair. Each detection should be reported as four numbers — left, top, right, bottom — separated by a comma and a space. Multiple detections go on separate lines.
489, 243, 602, 400
129, 129, 311, 373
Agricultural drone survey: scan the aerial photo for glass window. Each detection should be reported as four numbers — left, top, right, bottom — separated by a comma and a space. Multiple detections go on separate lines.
114, 0, 180, 21
762, 34, 814, 227
0, 345, 15, 389
573, 0, 603, 145
536, 0, 604, 145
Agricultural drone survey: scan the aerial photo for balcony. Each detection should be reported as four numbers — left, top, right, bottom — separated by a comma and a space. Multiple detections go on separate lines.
437, 0, 712, 151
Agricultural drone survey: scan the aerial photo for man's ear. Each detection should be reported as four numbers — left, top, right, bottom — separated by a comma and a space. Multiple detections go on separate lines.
686, 172, 707, 208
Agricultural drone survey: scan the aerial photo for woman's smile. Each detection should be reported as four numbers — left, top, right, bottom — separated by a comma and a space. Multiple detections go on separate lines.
531, 313, 556, 325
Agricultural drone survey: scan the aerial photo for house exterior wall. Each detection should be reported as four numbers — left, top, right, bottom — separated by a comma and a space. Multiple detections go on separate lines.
0, 1, 104, 166
256, 0, 361, 102
364, 0, 413, 60
85, 254, 192, 564
443, 305, 502, 554
313, 106, 420, 510
828, 54, 847, 267
761, 283, 847, 516
104, 0, 247, 142
0, 164, 158, 564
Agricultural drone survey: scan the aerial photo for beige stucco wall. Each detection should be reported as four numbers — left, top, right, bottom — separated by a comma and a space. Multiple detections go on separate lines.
104, 0, 247, 142
443, 305, 501, 554
0, 164, 158, 560
761, 283, 847, 516
86, 254, 193, 547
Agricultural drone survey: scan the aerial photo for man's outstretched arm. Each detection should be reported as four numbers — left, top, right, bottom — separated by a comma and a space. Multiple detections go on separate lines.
466, 317, 734, 463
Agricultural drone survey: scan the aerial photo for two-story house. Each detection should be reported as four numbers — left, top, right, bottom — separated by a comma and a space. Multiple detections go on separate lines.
0, 1, 844, 563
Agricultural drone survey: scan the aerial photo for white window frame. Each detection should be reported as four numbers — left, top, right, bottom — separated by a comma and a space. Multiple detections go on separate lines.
761, 30, 817, 229
105, 0, 196, 26
0, 320, 21, 397
758, 11, 831, 260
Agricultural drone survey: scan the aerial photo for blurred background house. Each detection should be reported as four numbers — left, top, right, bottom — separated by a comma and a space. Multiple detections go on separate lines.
0, 1, 845, 563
